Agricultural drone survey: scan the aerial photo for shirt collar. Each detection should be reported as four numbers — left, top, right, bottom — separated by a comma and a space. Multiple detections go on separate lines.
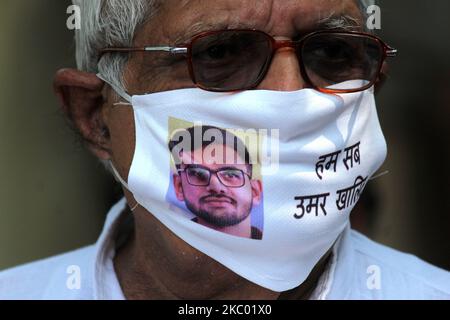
320, 223, 356, 299
93, 198, 128, 300
91, 198, 353, 300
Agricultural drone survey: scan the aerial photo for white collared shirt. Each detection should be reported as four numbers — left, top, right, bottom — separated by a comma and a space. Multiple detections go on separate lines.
1, 198, 449, 300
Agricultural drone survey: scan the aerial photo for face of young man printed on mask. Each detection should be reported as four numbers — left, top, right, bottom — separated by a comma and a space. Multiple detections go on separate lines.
172, 142, 263, 239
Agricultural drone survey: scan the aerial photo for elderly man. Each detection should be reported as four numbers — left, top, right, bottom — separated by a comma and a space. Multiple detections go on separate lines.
0, 0, 449, 300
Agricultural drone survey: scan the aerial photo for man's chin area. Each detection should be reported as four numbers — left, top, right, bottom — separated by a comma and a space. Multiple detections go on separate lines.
197, 209, 242, 228
203, 202, 235, 212
202, 200, 235, 212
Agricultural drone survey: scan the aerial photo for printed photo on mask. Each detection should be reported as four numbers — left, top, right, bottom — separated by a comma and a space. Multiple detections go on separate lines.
167, 119, 264, 240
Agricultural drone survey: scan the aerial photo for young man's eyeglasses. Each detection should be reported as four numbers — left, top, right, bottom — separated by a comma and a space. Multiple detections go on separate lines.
178, 166, 252, 188
100, 29, 397, 93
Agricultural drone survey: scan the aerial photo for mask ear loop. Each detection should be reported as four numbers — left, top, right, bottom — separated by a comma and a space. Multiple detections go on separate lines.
130, 202, 139, 212
369, 170, 390, 181
97, 73, 137, 211
109, 160, 140, 212
113, 102, 133, 107
96, 73, 133, 106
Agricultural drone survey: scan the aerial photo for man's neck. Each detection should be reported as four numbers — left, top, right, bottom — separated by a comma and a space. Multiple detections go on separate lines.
114, 208, 331, 300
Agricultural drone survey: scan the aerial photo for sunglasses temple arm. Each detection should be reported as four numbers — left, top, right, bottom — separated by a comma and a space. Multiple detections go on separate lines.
144, 46, 188, 54
386, 47, 397, 57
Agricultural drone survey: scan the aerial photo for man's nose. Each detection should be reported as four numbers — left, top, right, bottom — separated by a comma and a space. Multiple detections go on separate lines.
256, 41, 308, 92
206, 173, 227, 193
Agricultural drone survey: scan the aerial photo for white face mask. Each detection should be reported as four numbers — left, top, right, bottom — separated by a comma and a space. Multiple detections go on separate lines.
98, 74, 387, 292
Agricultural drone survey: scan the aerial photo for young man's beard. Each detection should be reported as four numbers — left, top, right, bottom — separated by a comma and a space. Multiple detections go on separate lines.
185, 197, 253, 227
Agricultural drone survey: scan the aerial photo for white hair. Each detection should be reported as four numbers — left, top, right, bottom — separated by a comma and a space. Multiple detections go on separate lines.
72, 0, 160, 91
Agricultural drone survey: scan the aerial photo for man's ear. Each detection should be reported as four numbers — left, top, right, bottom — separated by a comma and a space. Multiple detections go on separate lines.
374, 61, 389, 95
53, 68, 110, 160
173, 173, 185, 201
251, 179, 263, 206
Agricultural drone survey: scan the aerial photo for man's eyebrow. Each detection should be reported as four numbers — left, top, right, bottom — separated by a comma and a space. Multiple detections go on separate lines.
219, 166, 244, 171
184, 164, 246, 172
316, 13, 363, 31
172, 21, 253, 45
184, 164, 209, 170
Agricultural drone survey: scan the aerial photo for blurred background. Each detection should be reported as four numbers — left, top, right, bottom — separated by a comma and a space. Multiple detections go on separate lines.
0, 0, 449, 271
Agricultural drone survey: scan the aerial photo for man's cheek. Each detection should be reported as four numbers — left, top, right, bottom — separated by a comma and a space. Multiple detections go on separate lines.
232, 188, 249, 204
186, 189, 201, 206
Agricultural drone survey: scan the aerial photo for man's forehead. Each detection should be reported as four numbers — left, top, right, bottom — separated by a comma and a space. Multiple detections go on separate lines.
147, 0, 362, 44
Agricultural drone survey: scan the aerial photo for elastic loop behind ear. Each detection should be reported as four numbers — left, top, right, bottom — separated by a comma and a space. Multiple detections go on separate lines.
109, 160, 131, 190
96, 73, 132, 103
109, 161, 140, 212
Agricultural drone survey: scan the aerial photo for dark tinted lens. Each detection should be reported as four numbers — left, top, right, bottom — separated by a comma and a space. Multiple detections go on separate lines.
191, 31, 272, 91
186, 167, 210, 186
302, 33, 383, 90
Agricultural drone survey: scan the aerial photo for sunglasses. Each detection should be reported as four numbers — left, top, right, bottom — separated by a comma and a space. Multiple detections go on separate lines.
100, 29, 397, 93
